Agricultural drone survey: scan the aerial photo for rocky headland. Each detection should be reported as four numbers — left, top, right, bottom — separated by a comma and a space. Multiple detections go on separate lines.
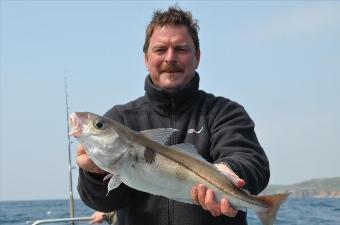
261, 177, 340, 198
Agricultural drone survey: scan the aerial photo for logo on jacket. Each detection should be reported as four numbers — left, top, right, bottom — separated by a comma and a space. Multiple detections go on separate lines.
187, 126, 203, 134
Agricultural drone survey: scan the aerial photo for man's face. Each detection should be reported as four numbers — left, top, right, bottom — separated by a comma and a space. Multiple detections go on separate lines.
144, 25, 200, 92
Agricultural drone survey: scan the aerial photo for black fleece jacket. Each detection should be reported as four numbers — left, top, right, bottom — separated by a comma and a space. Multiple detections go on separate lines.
78, 73, 270, 225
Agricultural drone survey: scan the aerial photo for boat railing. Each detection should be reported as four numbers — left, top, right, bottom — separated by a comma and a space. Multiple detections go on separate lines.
30, 217, 92, 225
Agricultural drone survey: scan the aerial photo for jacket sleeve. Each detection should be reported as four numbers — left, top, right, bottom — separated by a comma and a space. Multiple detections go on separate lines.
77, 106, 135, 212
207, 98, 270, 195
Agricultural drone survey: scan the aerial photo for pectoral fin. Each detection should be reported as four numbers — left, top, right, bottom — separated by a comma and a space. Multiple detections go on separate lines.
103, 173, 122, 196
103, 173, 113, 181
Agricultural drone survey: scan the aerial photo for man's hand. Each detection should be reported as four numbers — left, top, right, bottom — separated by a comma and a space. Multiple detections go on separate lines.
90, 211, 105, 224
191, 163, 245, 217
76, 145, 106, 174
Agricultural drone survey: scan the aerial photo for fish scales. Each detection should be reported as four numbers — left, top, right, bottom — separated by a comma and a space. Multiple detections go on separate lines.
110, 119, 265, 209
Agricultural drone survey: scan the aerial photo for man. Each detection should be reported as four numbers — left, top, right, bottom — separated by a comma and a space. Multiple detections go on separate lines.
77, 5, 270, 225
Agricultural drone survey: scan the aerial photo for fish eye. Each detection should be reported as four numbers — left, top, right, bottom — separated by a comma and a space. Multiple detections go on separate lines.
94, 119, 105, 130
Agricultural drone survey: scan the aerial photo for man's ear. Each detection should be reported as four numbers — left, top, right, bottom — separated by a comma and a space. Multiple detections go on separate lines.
195, 49, 201, 69
144, 54, 149, 70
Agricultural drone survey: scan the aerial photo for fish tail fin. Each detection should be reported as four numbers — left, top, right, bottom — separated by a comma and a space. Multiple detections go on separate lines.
255, 192, 290, 225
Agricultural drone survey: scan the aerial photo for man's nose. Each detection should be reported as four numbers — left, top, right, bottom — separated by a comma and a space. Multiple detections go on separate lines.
164, 48, 176, 63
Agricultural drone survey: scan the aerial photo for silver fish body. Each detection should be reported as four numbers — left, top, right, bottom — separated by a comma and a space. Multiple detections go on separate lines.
70, 112, 289, 225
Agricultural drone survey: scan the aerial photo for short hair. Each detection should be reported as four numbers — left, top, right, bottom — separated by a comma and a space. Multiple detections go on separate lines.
143, 5, 200, 53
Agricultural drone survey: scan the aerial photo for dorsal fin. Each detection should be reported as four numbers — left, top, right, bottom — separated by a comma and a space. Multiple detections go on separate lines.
140, 128, 178, 145
171, 143, 197, 154
171, 143, 207, 162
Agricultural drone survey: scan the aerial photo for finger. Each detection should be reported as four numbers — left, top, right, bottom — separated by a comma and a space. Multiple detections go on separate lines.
214, 163, 245, 188
191, 185, 199, 204
76, 152, 105, 174
205, 189, 221, 217
76, 153, 94, 171
76, 152, 90, 168
75, 145, 105, 174
236, 178, 245, 188
89, 216, 96, 224
76, 144, 86, 156
226, 173, 245, 188
197, 184, 207, 210
220, 198, 238, 217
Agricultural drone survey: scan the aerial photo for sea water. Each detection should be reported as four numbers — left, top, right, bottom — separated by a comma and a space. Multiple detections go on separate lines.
1, 198, 340, 225
0, 199, 92, 225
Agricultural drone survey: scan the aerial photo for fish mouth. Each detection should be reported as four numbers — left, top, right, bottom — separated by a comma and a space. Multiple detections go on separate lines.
69, 113, 83, 137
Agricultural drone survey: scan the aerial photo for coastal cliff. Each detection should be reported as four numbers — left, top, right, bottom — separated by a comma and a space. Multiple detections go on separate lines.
262, 177, 340, 198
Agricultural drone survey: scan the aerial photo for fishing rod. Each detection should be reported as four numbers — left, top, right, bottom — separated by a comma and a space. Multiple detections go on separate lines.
64, 76, 75, 225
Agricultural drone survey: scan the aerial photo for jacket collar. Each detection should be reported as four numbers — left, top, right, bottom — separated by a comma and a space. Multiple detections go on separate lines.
144, 73, 200, 116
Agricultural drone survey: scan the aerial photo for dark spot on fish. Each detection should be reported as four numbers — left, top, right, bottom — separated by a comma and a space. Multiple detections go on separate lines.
144, 147, 156, 164
175, 168, 188, 181
132, 164, 135, 168
128, 152, 139, 163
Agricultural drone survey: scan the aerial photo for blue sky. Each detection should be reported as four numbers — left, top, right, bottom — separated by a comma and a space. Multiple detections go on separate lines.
1, 1, 339, 201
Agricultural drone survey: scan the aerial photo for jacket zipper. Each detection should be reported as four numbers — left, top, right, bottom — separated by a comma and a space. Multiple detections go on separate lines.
168, 97, 175, 225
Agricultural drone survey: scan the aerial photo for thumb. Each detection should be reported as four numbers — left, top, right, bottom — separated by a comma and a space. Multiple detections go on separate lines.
214, 163, 245, 188
225, 172, 245, 188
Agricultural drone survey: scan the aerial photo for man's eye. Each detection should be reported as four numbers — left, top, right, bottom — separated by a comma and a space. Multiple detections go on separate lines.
177, 48, 188, 53
154, 48, 165, 53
